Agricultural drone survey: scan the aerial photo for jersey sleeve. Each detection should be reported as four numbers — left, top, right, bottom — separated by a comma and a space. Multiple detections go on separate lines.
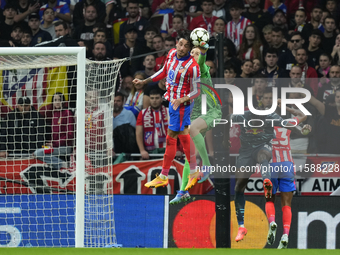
150, 49, 174, 82
187, 64, 200, 99
198, 53, 210, 79
136, 111, 143, 126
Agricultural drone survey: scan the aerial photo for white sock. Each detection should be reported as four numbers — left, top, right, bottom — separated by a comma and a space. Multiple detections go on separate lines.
239, 224, 245, 228
159, 174, 167, 180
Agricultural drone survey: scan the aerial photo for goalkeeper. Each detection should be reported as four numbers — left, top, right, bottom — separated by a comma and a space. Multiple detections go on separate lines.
170, 42, 222, 204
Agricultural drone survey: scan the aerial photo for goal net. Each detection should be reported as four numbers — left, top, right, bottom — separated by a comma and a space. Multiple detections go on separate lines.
0, 48, 125, 247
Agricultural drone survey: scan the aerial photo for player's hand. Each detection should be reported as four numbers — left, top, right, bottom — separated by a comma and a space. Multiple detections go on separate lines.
301, 124, 312, 135
199, 41, 209, 53
141, 150, 149, 160
132, 78, 144, 87
171, 98, 184, 111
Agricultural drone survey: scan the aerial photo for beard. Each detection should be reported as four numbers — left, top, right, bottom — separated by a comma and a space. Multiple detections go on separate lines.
95, 53, 105, 61
114, 106, 123, 113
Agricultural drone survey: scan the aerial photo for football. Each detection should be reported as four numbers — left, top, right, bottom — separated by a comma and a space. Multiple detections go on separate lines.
190, 28, 210, 46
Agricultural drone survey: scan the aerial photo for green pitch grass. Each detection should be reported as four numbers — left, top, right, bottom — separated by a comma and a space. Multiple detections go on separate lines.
1, 248, 339, 255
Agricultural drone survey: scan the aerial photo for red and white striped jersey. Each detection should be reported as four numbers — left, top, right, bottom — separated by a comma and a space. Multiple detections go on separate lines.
226, 17, 252, 50
160, 13, 190, 34
271, 117, 299, 163
150, 48, 200, 102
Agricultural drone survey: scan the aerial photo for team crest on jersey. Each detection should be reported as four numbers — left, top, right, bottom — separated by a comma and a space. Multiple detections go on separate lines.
179, 67, 187, 73
169, 70, 175, 80
245, 128, 264, 135
37, 37, 42, 43
139, 25, 143, 30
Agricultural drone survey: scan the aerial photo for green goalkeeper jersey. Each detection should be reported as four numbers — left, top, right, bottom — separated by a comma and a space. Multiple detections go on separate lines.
191, 53, 222, 131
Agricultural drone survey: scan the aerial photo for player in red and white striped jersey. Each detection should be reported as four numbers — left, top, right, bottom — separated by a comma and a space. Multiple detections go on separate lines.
261, 90, 311, 249
226, 1, 251, 50
133, 30, 200, 189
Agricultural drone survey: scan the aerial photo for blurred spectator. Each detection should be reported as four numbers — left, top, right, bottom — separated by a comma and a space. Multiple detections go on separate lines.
89, 41, 111, 61
73, 5, 97, 47
278, 31, 305, 72
40, 7, 56, 39
141, 54, 156, 77
28, 12, 52, 46
73, 0, 106, 28
243, 0, 271, 33
206, 60, 216, 77
240, 60, 253, 78
186, 0, 203, 19
252, 58, 262, 75
226, 1, 251, 50
300, 6, 324, 44
39, 0, 72, 24
307, 29, 323, 67
331, 34, 340, 65
212, 0, 230, 21
107, 0, 127, 24
33, 93, 75, 170
189, 0, 218, 36
35, 21, 78, 46
89, 28, 112, 58
114, 24, 138, 78
160, 0, 189, 38
14, 0, 40, 24
252, 74, 268, 108
119, 0, 149, 44
286, 0, 317, 23
267, 27, 287, 57
261, 48, 287, 88
143, 77, 168, 108
1, 97, 45, 155
290, 8, 306, 34
295, 48, 318, 96
262, 24, 273, 48
164, 36, 175, 49
238, 24, 263, 61
317, 65, 340, 103
124, 71, 146, 117
162, 14, 184, 39
267, 0, 287, 16
323, 16, 337, 55
309, 89, 340, 153
136, 89, 169, 159
119, 75, 134, 95
21, 29, 32, 46
10, 24, 23, 46
272, 9, 288, 37
222, 39, 241, 74
316, 53, 332, 80
1, 3, 17, 41
152, 35, 167, 72
113, 91, 136, 130
130, 26, 158, 74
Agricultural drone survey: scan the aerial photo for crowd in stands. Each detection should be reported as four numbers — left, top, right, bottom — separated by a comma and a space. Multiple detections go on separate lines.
0, 0, 340, 170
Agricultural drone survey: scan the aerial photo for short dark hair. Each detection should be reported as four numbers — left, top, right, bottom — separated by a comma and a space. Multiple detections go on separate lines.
94, 28, 107, 38
272, 26, 283, 34
93, 41, 106, 48
253, 73, 268, 82
153, 34, 164, 42
263, 87, 273, 95
173, 14, 184, 22
127, 0, 139, 7
43, 7, 54, 15
143, 54, 155, 61
290, 31, 303, 39
54, 21, 68, 30
176, 29, 193, 49
93, 22, 106, 30
310, 29, 324, 39
224, 64, 236, 72
115, 91, 125, 100
165, 36, 176, 43
320, 53, 332, 62
229, 1, 244, 10
295, 8, 306, 15
325, 16, 336, 23
52, 92, 66, 109
22, 29, 32, 36
201, 0, 213, 4
149, 89, 163, 96
145, 26, 159, 34
265, 47, 278, 57
312, 5, 323, 11
18, 96, 31, 105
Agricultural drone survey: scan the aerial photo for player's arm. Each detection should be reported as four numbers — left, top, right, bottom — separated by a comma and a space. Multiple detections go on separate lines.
133, 66, 167, 87
197, 42, 210, 77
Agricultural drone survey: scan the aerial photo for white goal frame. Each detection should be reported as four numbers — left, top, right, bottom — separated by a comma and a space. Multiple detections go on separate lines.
0, 47, 86, 248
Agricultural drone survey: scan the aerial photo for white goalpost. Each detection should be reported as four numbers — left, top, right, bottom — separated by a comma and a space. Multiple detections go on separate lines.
0, 47, 125, 247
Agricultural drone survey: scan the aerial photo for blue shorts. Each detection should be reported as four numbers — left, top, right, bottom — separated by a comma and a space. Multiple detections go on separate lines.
270, 161, 296, 194
169, 103, 191, 132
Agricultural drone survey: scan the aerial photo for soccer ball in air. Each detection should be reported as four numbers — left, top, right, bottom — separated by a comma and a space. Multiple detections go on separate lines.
190, 28, 210, 46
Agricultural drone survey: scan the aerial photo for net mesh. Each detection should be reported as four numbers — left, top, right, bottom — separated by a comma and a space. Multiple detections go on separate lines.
0, 54, 125, 247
